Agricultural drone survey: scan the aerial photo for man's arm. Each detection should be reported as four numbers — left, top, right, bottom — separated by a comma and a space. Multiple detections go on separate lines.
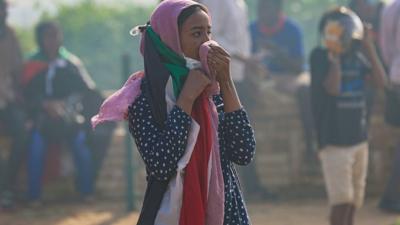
199, 0, 251, 60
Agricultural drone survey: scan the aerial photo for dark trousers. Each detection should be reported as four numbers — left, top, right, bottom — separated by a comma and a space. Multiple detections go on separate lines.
87, 122, 115, 183
27, 128, 94, 200
0, 104, 27, 197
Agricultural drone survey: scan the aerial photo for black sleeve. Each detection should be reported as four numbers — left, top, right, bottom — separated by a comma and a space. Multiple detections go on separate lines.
52, 62, 92, 99
310, 47, 330, 101
309, 47, 330, 139
65, 63, 92, 95
219, 109, 256, 166
310, 47, 329, 94
128, 93, 192, 181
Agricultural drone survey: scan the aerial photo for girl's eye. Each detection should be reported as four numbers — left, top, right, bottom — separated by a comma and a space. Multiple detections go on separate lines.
193, 32, 201, 37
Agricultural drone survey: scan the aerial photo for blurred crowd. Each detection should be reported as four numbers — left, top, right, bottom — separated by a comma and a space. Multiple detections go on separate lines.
0, 0, 116, 209
0, 0, 400, 224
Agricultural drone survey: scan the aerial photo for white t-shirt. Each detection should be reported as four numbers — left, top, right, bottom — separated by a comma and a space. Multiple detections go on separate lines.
199, 0, 251, 82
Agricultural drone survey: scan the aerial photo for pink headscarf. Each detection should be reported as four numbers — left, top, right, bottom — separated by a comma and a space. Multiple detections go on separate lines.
92, 0, 200, 128
149, 0, 197, 54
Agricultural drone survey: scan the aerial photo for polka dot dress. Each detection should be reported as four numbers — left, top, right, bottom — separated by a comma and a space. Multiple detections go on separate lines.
128, 92, 256, 225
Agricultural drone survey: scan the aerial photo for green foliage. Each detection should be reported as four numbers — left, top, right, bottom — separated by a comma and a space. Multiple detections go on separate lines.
56, 2, 153, 90
15, 0, 361, 90
15, 28, 36, 56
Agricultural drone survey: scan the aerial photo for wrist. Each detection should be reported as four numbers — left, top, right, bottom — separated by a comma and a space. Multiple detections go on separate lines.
176, 94, 194, 115
219, 80, 242, 113
219, 79, 234, 91
217, 74, 233, 85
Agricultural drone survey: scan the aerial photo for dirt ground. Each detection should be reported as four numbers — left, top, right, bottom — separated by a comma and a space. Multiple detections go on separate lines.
0, 199, 399, 225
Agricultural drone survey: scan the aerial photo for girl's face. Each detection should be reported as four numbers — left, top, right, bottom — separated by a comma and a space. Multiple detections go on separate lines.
179, 9, 211, 60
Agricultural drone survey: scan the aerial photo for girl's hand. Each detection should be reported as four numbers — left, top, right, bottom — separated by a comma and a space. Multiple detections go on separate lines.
182, 69, 211, 100
208, 45, 231, 83
177, 69, 211, 114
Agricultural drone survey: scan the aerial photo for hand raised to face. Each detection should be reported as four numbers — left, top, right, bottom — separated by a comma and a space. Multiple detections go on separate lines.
207, 45, 231, 83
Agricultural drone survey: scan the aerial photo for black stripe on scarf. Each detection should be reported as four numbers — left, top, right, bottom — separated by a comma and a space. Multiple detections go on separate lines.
136, 29, 175, 225
143, 30, 171, 128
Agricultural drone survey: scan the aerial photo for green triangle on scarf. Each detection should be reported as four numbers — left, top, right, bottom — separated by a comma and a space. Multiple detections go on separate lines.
146, 26, 189, 98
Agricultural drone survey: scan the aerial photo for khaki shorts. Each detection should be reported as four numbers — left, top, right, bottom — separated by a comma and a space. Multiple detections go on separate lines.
319, 142, 369, 208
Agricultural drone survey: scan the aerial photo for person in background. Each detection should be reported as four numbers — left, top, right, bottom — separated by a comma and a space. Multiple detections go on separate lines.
310, 7, 386, 225
250, 0, 305, 76
250, 0, 316, 181
22, 21, 96, 204
93, 0, 256, 224
0, 0, 26, 210
378, 0, 400, 213
195, 0, 275, 201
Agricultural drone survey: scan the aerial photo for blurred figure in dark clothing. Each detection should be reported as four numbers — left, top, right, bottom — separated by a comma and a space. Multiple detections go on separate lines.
250, 0, 305, 75
22, 21, 114, 204
0, 0, 26, 210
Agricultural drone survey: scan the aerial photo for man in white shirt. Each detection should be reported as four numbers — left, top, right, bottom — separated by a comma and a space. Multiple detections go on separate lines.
195, 0, 277, 200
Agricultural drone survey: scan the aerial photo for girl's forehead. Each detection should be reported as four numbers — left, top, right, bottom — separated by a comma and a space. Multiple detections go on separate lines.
183, 10, 210, 26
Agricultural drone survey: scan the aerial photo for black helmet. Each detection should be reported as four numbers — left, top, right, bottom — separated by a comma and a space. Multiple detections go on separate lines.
319, 7, 364, 54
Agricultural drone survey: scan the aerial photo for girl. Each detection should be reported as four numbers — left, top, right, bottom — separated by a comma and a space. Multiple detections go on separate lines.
92, 1, 256, 224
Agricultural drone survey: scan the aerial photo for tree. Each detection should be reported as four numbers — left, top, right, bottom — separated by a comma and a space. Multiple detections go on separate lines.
56, 2, 153, 90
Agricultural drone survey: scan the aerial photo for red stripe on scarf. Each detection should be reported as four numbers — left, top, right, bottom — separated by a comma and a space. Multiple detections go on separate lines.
179, 93, 213, 225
